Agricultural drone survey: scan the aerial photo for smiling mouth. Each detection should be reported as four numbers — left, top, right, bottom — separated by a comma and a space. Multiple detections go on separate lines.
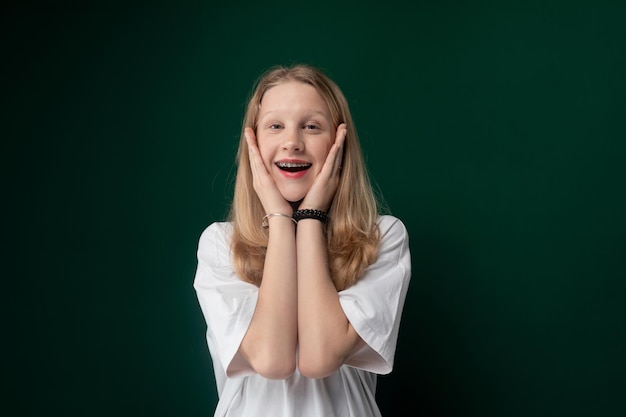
276, 162, 312, 172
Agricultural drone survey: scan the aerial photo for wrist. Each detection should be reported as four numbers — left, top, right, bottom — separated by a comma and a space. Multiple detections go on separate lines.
293, 209, 329, 226
262, 213, 297, 229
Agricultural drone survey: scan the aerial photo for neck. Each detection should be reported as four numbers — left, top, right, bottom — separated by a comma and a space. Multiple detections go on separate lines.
289, 199, 304, 211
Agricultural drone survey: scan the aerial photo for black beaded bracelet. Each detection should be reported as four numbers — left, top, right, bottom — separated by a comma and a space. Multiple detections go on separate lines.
293, 209, 329, 225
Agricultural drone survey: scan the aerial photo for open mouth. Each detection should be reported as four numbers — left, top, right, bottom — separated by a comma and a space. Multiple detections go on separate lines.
276, 162, 312, 172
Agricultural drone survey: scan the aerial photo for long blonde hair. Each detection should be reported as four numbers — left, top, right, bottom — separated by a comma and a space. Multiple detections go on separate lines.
229, 64, 380, 291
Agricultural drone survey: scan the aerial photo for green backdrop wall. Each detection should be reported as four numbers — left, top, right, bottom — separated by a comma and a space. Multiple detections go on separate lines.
4, 1, 625, 416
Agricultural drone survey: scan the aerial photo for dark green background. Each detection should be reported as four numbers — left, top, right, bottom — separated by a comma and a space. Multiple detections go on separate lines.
4, 1, 625, 416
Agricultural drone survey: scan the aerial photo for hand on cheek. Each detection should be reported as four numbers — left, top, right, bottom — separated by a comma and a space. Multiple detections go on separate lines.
301, 123, 347, 211
245, 128, 292, 215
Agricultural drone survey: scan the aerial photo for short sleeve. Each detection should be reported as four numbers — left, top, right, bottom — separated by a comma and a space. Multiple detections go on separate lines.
193, 222, 258, 385
339, 215, 411, 374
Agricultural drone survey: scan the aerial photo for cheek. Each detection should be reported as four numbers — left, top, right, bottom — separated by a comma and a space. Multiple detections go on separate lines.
319, 142, 333, 162
257, 142, 274, 170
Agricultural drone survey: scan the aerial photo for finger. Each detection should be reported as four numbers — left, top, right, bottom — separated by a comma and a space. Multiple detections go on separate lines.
318, 127, 345, 179
245, 129, 267, 189
331, 124, 347, 177
245, 127, 258, 154
245, 128, 263, 169
332, 123, 347, 150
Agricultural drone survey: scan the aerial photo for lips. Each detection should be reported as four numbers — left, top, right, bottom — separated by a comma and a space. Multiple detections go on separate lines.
275, 161, 312, 172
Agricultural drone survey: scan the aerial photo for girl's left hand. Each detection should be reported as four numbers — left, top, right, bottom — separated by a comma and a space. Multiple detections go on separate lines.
300, 123, 347, 211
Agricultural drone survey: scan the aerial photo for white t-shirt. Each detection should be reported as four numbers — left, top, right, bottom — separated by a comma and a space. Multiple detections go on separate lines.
194, 215, 411, 417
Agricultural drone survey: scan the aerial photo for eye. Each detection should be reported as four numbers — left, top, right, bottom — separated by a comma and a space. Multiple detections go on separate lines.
304, 123, 320, 130
269, 123, 282, 130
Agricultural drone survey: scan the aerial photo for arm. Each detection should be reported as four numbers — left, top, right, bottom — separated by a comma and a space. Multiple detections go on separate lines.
294, 124, 363, 378
296, 219, 365, 379
238, 129, 298, 379
239, 216, 297, 379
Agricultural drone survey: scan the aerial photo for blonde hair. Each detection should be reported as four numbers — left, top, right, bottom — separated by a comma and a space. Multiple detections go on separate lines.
229, 64, 380, 291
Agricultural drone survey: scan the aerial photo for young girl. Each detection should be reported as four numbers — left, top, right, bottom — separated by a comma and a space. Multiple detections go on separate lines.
194, 64, 411, 416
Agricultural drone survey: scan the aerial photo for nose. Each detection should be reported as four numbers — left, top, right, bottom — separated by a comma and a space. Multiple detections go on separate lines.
282, 129, 303, 151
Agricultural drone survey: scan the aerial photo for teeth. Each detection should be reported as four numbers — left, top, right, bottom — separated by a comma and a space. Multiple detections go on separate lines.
277, 162, 311, 168
276, 161, 312, 173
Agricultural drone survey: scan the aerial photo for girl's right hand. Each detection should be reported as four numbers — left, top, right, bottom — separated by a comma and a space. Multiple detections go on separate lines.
245, 127, 293, 216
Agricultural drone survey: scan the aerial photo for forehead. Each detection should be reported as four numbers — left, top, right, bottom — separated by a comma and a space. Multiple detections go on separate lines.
259, 81, 330, 116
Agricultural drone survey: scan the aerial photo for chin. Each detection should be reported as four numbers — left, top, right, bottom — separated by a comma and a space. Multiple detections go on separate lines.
280, 189, 307, 204
284, 194, 306, 204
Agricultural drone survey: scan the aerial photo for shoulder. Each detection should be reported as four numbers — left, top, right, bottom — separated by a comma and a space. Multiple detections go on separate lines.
376, 215, 409, 239
197, 222, 233, 266
199, 221, 233, 243
375, 215, 410, 264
